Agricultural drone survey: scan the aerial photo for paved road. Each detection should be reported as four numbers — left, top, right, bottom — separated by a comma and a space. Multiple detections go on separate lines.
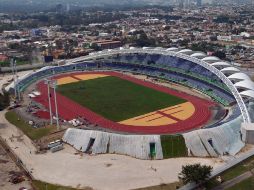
212, 171, 253, 190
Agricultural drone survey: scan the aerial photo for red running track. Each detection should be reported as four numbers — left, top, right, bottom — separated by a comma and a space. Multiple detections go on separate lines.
33, 71, 215, 134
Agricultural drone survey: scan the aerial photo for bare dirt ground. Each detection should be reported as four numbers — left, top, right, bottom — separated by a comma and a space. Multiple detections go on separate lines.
0, 138, 31, 190
0, 109, 224, 190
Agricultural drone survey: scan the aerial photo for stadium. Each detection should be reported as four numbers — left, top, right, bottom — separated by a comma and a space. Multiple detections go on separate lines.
7, 47, 254, 160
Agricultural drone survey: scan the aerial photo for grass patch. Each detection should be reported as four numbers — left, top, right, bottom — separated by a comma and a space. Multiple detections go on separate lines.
57, 76, 186, 122
16, 60, 30, 65
160, 135, 187, 158
206, 155, 254, 189
0, 61, 10, 67
5, 111, 55, 140
226, 177, 254, 190
220, 155, 254, 181
220, 164, 249, 181
0, 60, 29, 67
32, 180, 92, 190
205, 178, 221, 189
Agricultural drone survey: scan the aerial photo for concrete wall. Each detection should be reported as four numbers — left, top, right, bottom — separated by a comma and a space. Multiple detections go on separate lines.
63, 128, 163, 160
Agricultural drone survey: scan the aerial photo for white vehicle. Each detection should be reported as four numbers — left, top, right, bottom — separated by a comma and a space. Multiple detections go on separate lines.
47, 140, 61, 149
50, 143, 64, 153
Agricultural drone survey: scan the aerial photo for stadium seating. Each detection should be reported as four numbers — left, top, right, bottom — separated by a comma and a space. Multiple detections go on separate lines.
16, 53, 241, 132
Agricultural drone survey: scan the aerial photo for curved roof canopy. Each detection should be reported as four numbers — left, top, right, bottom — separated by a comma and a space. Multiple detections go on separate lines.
190, 52, 206, 58
240, 90, 254, 99
234, 80, 254, 91
142, 47, 154, 50
211, 62, 231, 68
166, 47, 178, 51
221, 67, 240, 74
228, 73, 251, 81
202, 56, 220, 62
154, 47, 163, 50
12, 47, 252, 123
178, 49, 193, 54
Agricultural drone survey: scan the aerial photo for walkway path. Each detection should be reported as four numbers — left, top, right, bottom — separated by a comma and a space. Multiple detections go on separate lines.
212, 171, 252, 190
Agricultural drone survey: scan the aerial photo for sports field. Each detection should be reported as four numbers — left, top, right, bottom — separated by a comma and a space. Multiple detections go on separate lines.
33, 71, 213, 134
57, 76, 186, 122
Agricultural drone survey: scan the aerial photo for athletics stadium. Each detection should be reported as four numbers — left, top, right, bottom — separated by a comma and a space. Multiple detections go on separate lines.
6, 47, 254, 160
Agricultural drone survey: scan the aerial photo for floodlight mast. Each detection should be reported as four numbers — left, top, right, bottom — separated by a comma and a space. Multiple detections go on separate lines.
11, 58, 17, 98
11, 58, 21, 101
14, 60, 21, 101
44, 79, 53, 125
51, 80, 60, 130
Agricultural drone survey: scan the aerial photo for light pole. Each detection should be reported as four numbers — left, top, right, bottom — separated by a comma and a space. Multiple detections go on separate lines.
44, 79, 53, 125
11, 58, 17, 98
51, 80, 60, 130
16, 76, 21, 101
10, 58, 21, 101
14, 60, 21, 101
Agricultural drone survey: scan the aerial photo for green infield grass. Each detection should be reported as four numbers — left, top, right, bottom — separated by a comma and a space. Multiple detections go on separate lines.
57, 76, 186, 122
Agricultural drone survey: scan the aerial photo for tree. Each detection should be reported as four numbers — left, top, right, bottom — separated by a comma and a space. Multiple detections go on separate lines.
90, 43, 100, 51
0, 92, 10, 111
213, 51, 226, 59
178, 163, 213, 185
136, 31, 155, 47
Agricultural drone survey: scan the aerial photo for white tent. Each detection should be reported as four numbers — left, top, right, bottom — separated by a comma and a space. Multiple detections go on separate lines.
33, 91, 41, 96
28, 94, 36, 98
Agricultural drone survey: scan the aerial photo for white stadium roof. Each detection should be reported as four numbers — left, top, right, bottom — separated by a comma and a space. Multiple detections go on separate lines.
220, 67, 240, 74
190, 52, 206, 58
228, 73, 251, 81
202, 56, 220, 62
178, 49, 192, 54
211, 62, 231, 68
234, 80, 254, 91
11, 46, 254, 123
154, 47, 164, 50
166, 47, 178, 51
240, 90, 254, 99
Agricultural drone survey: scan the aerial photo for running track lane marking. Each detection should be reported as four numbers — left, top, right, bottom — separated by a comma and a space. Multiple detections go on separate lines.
71, 76, 82, 81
